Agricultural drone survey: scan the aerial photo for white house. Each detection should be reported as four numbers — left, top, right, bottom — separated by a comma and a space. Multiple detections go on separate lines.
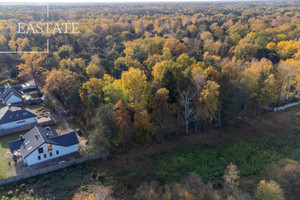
9, 126, 79, 166
0, 83, 23, 105
0, 105, 37, 130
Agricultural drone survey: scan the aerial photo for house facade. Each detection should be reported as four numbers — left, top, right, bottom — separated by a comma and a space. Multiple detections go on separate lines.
0, 105, 37, 130
9, 126, 79, 166
0, 83, 23, 105
25, 143, 78, 166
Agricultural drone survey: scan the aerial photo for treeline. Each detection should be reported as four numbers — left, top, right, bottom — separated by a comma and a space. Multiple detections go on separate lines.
0, 1, 300, 151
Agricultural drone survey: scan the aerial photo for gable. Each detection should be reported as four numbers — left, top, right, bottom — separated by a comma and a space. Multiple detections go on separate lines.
0, 107, 37, 125
9, 126, 79, 159
1, 87, 22, 101
3, 93, 22, 103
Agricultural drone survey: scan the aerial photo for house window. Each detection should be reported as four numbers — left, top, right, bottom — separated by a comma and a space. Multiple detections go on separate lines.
38, 156, 41, 160
50, 152, 53, 157
38, 148, 44, 154
44, 154, 47, 158
56, 150, 59, 155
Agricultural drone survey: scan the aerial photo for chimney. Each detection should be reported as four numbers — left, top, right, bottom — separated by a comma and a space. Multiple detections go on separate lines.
35, 134, 38, 140
19, 135, 23, 140
47, 133, 49, 138
8, 104, 11, 110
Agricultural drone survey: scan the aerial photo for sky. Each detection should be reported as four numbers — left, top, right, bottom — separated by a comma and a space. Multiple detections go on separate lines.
0, 0, 259, 3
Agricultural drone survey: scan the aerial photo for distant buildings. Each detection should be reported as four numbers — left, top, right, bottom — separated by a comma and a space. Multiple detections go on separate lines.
9, 126, 79, 166
0, 83, 23, 105
0, 105, 37, 130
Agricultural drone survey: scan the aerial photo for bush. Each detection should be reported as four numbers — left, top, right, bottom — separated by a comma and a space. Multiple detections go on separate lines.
171, 173, 219, 200
7, 190, 13, 197
134, 173, 219, 200
44, 95, 55, 109
0, 79, 17, 86
134, 181, 167, 200
255, 180, 285, 200
277, 163, 300, 199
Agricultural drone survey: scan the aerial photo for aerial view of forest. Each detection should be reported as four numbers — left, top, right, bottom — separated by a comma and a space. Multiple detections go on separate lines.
0, 0, 300, 199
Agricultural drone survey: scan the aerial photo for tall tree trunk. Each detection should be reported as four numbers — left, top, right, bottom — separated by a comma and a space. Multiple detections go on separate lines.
218, 103, 222, 128
243, 93, 248, 115
193, 120, 200, 134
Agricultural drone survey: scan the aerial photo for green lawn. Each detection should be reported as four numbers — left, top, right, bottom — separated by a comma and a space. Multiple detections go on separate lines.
0, 132, 26, 179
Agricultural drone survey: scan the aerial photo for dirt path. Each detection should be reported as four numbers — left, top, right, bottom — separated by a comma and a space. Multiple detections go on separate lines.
35, 80, 72, 131
47, 93, 72, 131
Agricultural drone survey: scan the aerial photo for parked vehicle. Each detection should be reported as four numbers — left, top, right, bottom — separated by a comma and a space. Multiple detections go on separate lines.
61, 111, 69, 117
76, 129, 82, 136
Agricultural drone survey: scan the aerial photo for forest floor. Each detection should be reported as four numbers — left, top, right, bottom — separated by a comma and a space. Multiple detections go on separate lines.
1, 106, 300, 199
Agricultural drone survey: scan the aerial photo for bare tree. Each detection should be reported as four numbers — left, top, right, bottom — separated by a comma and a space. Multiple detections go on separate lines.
178, 89, 196, 135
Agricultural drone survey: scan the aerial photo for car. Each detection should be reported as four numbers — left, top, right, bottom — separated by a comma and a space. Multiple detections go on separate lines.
69, 130, 75, 134
61, 111, 69, 117
76, 129, 82, 136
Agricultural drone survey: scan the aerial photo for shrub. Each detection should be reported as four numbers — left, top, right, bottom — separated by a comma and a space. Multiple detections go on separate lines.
171, 173, 219, 200
7, 191, 13, 197
222, 183, 252, 200
0, 79, 17, 86
134, 173, 219, 200
277, 163, 300, 199
255, 180, 285, 200
134, 181, 167, 200
224, 163, 240, 186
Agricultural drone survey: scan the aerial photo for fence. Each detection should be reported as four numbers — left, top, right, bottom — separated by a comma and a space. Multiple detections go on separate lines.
263, 101, 300, 112
0, 151, 109, 186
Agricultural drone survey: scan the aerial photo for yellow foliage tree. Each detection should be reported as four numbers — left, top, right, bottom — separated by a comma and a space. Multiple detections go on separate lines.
121, 67, 152, 112
79, 78, 105, 103
17, 53, 46, 84
86, 63, 101, 78
44, 69, 76, 100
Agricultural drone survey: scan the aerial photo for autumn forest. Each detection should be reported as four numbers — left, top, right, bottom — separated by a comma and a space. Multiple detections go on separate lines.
1, 1, 300, 199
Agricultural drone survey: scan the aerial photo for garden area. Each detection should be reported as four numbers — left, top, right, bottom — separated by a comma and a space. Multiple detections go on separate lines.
0, 132, 25, 179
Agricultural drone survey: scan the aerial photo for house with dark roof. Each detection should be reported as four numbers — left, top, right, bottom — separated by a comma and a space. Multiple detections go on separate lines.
9, 126, 79, 166
0, 105, 37, 130
0, 83, 23, 105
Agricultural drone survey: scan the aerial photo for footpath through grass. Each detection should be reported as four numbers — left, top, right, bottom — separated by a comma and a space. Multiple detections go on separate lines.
149, 133, 300, 186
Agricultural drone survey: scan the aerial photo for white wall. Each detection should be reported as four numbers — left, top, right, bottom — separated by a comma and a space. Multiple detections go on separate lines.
25, 143, 78, 166
3, 95, 22, 105
0, 117, 37, 130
